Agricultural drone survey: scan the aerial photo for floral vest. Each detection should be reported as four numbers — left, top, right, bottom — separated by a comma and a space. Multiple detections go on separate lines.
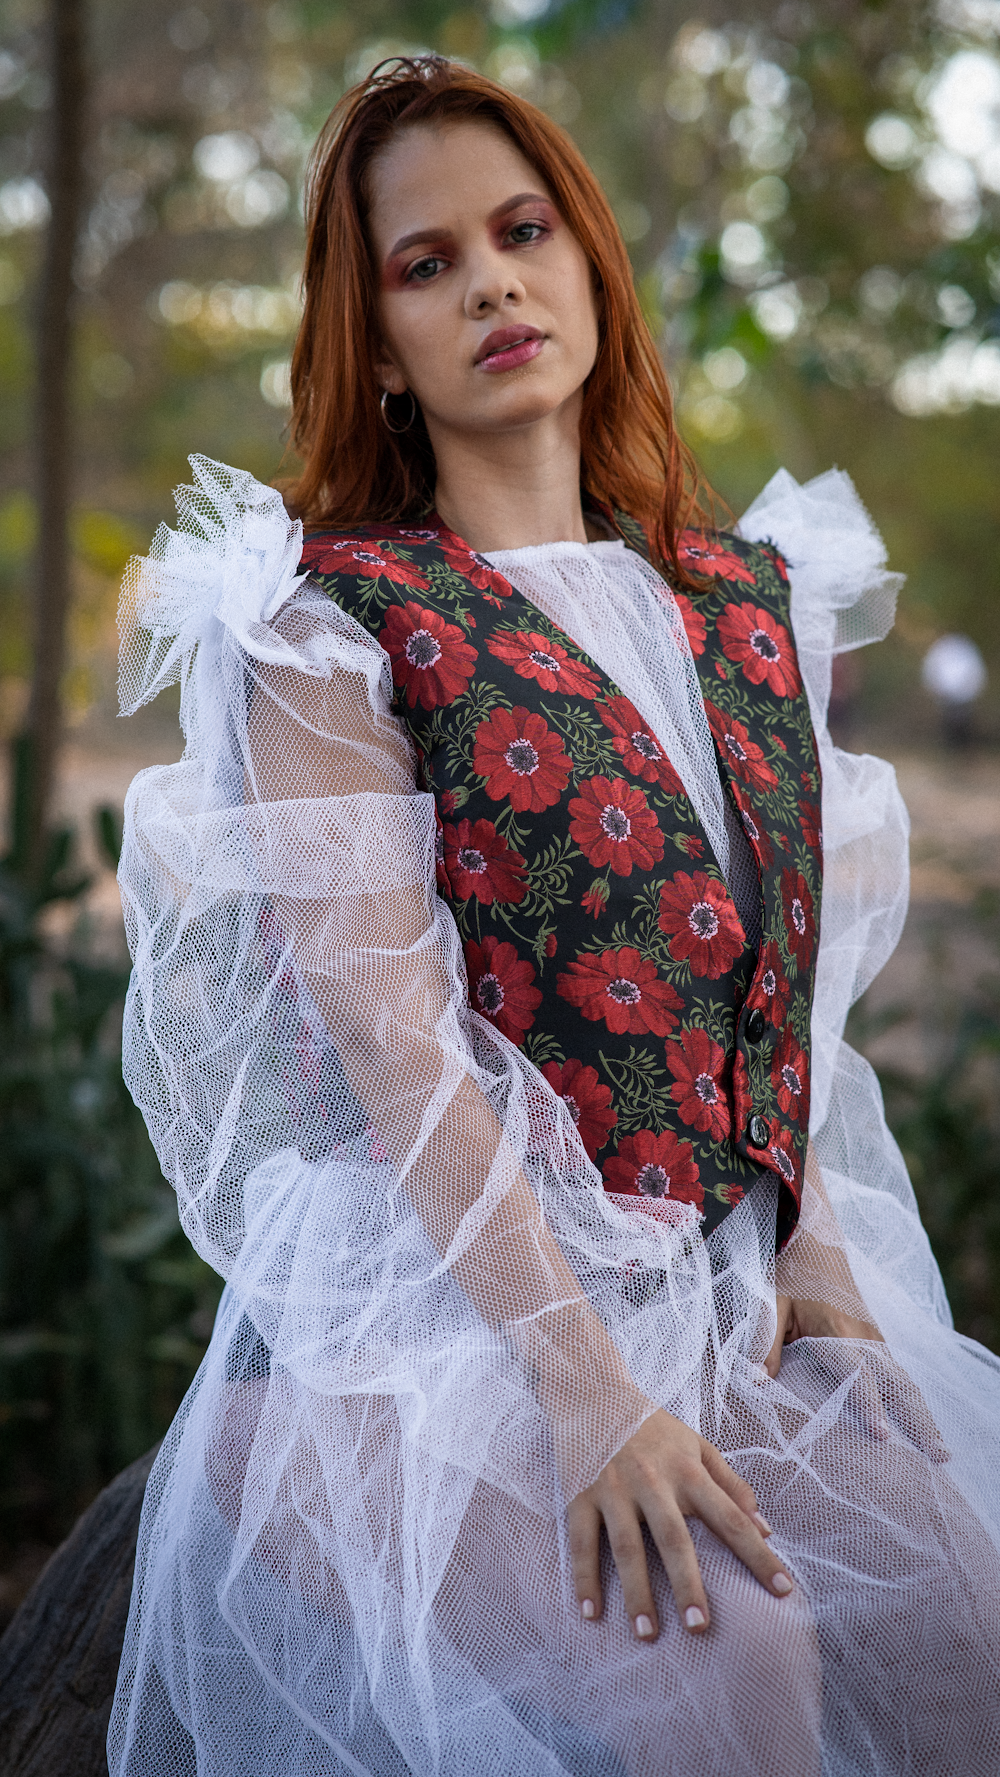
301, 514, 822, 1250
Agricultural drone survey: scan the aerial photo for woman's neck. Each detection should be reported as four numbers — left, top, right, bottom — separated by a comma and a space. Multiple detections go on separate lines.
428, 398, 593, 551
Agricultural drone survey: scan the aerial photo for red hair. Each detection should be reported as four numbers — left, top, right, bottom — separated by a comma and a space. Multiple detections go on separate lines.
286, 56, 715, 585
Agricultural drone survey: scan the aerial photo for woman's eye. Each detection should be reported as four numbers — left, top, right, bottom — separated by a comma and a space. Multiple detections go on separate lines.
407, 255, 448, 283
508, 221, 546, 245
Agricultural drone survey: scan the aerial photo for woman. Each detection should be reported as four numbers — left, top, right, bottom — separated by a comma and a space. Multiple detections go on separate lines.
109, 56, 1000, 1777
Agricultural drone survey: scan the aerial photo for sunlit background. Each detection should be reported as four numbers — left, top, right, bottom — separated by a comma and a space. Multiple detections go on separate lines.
1, 0, 998, 1624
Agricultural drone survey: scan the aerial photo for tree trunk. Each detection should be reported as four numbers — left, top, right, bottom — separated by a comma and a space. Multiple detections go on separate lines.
0, 1445, 159, 1777
17, 0, 86, 881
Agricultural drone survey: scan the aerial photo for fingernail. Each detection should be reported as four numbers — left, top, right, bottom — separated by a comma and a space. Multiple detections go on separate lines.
635, 1614, 654, 1638
771, 1573, 793, 1596
753, 1512, 773, 1536
684, 1605, 706, 1629
581, 1598, 596, 1620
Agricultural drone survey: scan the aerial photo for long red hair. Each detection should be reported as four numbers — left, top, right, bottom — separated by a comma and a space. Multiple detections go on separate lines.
286, 55, 715, 585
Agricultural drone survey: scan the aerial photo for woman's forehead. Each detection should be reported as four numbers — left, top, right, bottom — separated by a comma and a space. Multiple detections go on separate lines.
368, 120, 550, 240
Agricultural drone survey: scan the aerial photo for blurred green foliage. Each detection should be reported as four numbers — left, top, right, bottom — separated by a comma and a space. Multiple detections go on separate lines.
0, 748, 222, 1560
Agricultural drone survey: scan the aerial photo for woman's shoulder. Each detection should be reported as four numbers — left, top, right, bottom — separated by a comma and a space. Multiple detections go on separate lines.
671, 527, 792, 628
678, 527, 788, 588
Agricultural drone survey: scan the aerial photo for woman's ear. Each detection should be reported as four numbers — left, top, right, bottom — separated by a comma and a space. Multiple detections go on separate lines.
374, 352, 408, 397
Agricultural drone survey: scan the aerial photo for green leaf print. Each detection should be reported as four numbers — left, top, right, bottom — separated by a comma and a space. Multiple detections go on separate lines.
598, 1046, 673, 1133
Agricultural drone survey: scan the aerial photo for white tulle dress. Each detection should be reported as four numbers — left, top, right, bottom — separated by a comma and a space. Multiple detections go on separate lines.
107, 459, 1000, 1777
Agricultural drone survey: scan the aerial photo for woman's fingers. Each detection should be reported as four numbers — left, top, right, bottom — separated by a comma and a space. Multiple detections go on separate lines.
566, 1495, 604, 1622
810, 1337, 950, 1461
764, 1292, 794, 1379
691, 1475, 795, 1601
642, 1499, 711, 1632
699, 1440, 772, 1535
852, 1364, 892, 1443
867, 1345, 950, 1462
602, 1500, 660, 1640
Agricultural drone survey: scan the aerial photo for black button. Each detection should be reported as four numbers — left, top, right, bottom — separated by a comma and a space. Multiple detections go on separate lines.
747, 1114, 770, 1149
745, 1008, 766, 1044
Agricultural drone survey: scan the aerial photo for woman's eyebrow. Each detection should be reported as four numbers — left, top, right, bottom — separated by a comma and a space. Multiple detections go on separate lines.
387, 224, 454, 258
488, 190, 553, 219
387, 192, 553, 259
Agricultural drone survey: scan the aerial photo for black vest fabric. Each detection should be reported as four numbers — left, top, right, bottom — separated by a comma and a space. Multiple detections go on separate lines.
300, 514, 821, 1250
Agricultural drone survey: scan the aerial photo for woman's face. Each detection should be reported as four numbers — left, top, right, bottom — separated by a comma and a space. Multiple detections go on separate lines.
367, 120, 600, 440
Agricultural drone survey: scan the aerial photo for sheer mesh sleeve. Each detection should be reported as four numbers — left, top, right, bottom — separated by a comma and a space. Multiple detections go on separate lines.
738, 468, 949, 1326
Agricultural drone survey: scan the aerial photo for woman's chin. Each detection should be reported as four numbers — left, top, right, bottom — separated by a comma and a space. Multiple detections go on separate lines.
431, 379, 583, 438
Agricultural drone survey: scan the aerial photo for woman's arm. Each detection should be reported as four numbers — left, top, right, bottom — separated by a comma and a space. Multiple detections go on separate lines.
246, 590, 794, 1636
767, 1142, 946, 1459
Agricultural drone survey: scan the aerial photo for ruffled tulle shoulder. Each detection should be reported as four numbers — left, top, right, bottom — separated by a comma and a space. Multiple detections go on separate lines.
118, 454, 309, 717
737, 467, 905, 670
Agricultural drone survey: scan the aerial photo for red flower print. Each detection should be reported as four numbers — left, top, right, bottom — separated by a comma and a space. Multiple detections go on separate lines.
603, 1130, 703, 1211
657, 871, 746, 980
434, 813, 448, 894
767, 545, 790, 584
581, 882, 609, 919
541, 1057, 617, 1160
487, 628, 602, 698
443, 819, 527, 905
672, 591, 707, 656
557, 947, 683, 1037
473, 706, 571, 812
781, 869, 816, 969
717, 603, 802, 698
438, 533, 512, 600
771, 1028, 809, 1126
705, 702, 779, 793
714, 660, 729, 682
465, 935, 541, 1043
380, 603, 477, 711
438, 788, 457, 818
722, 1183, 745, 1207
729, 786, 774, 868
766, 1121, 801, 1190
598, 696, 683, 794
569, 775, 665, 877
757, 943, 791, 1029
679, 833, 704, 860
545, 932, 558, 957
799, 800, 823, 852
677, 531, 757, 584
773, 735, 787, 752
666, 1027, 731, 1142
309, 540, 431, 590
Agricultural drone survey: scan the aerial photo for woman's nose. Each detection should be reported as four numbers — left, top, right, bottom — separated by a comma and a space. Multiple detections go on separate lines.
463, 251, 527, 317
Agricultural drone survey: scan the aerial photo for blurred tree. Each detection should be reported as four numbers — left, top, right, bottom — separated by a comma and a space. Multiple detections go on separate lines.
16, 0, 85, 883
0, 0, 996, 750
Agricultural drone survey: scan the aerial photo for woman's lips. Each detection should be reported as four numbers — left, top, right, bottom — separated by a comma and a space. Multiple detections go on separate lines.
476, 327, 545, 373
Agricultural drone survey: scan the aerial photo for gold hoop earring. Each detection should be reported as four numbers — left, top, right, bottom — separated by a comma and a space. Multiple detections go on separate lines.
380, 389, 417, 434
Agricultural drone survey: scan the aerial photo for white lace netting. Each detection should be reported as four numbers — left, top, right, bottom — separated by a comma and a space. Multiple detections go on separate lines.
108, 456, 1000, 1777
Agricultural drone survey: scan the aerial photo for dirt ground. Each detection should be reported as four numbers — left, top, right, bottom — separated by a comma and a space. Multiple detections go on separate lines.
848, 747, 1000, 1079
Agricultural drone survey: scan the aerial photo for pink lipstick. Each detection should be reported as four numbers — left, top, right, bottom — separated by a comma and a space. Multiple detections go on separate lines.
475, 325, 544, 373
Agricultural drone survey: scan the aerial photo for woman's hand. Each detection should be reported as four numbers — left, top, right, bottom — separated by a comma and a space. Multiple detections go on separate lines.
765, 1293, 882, 1376
567, 1407, 795, 1641
766, 1295, 948, 1461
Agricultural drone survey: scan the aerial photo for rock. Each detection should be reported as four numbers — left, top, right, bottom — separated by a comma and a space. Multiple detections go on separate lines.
0, 1445, 159, 1777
